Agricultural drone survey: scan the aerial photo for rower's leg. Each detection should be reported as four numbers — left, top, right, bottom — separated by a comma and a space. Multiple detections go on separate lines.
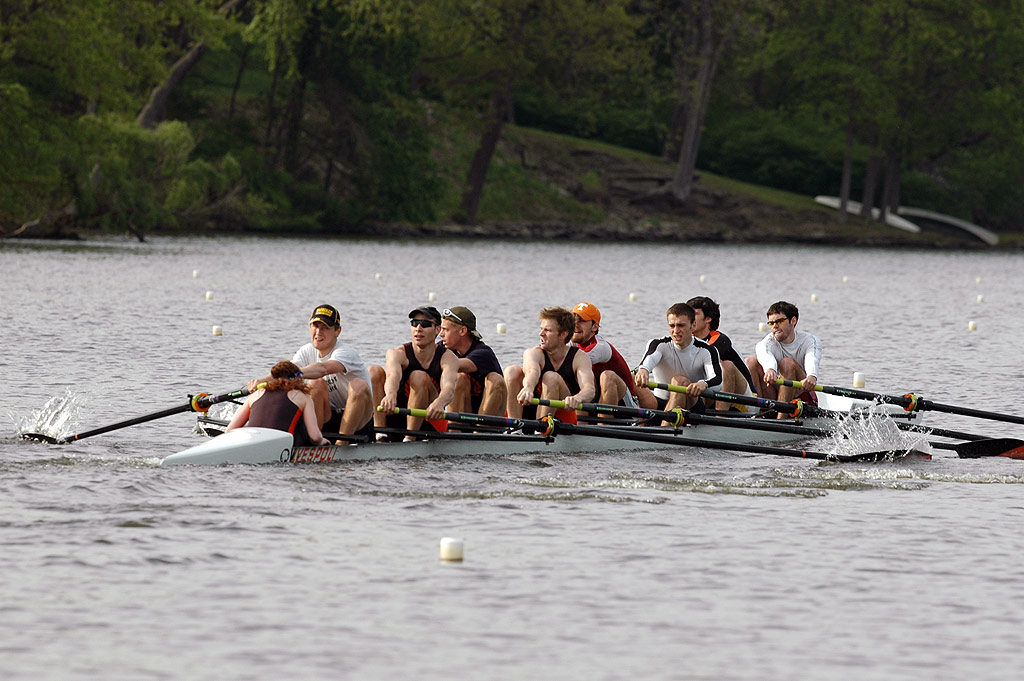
338, 378, 373, 435
713, 360, 745, 411
598, 371, 626, 415
479, 372, 507, 416
450, 372, 471, 413
369, 365, 387, 428
745, 357, 774, 400
635, 385, 658, 410
537, 372, 570, 418
665, 375, 696, 414
504, 365, 525, 418
406, 370, 438, 432
775, 358, 807, 417
308, 378, 332, 428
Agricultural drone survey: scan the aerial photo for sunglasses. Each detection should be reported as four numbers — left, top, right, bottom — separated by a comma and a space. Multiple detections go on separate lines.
442, 308, 463, 324
410, 318, 437, 328
766, 317, 789, 327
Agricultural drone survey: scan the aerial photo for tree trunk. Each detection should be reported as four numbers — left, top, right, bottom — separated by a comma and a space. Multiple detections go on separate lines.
458, 82, 513, 225
135, 0, 246, 129
279, 75, 308, 172
880, 151, 901, 219
860, 154, 882, 218
229, 41, 251, 119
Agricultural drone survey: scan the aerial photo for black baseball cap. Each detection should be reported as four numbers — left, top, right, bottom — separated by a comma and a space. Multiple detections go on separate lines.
310, 304, 341, 327
408, 306, 441, 324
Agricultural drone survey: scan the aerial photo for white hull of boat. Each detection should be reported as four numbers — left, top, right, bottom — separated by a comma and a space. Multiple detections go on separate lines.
161, 392, 915, 466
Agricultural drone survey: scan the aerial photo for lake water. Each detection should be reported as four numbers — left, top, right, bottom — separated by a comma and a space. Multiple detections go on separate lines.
2, 236, 1024, 680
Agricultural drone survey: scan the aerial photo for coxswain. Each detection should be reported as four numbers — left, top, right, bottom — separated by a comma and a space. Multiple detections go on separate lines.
228, 360, 329, 446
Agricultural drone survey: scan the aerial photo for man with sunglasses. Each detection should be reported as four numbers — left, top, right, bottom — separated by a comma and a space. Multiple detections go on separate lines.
439, 306, 506, 416
745, 300, 822, 412
249, 304, 374, 438
370, 306, 459, 440
570, 301, 638, 408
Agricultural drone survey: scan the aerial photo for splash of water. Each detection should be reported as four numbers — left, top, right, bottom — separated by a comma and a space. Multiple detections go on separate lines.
824, 404, 931, 460
14, 389, 87, 440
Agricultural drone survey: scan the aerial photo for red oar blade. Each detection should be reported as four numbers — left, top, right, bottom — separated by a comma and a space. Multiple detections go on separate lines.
954, 438, 1024, 459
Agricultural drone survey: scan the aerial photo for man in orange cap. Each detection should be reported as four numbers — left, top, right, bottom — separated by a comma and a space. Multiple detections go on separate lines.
571, 301, 638, 408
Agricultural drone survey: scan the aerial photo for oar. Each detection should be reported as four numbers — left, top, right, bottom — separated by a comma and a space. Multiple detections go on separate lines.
646, 381, 843, 419
380, 407, 530, 432
533, 398, 841, 439
396, 408, 919, 462
23, 386, 257, 444
953, 438, 1024, 459
776, 378, 1024, 426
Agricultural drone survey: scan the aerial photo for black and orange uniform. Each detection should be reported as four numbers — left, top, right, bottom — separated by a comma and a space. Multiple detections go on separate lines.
246, 390, 315, 446
700, 329, 757, 394
523, 346, 581, 421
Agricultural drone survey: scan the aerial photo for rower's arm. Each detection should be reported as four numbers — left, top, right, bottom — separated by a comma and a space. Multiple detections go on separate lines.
572, 351, 596, 406
378, 346, 407, 411
298, 358, 346, 379
432, 351, 460, 413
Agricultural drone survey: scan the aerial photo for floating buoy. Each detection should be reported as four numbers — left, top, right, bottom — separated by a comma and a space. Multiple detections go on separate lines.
374, 273, 382, 280
977, 294, 984, 303
810, 293, 818, 302
205, 291, 214, 301
968, 320, 977, 331
496, 322, 507, 334
853, 372, 865, 388
212, 325, 223, 336
192, 269, 199, 279
428, 291, 437, 302
628, 292, 637, 302
699, 274, 706, 284
842, 275, 848, 283
976, 277, 982, 284
758, 322, 768, 332
439, 537, 464, 562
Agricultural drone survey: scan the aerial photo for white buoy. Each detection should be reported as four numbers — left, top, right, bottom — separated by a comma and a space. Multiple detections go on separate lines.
853, 372, 865, 388
976, 277, 982, 284
842, 276, 848, 283
758, 322, 768, 332
428, 291, 437, 302
374, 273, 382, 280
205, 291, 214, 301
810, 293, 818, 302
496, 322, 507, 334
977, 294, 984, 303
968, 320, 977, 331
212, 325, 223, 336
628, 292, 637, 302
699, 274, 706, 284
440, 537, 464, 562
192, 269, 199, 279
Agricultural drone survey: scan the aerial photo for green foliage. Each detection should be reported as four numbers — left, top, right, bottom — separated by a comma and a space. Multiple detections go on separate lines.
699, 110, 847, 197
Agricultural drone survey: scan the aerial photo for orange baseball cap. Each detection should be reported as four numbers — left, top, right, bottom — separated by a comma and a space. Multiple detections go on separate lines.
572, 301, 601, 324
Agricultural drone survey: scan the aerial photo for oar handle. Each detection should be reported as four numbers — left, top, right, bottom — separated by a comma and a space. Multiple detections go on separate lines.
646, 381, 825, 418
532, 398, 686, 428
384, 407, 528, 431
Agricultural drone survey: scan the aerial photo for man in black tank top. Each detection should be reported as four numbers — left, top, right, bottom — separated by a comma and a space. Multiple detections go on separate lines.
687, 296, 758, 410
503, 306, 595, 419
369, 306, 459, 440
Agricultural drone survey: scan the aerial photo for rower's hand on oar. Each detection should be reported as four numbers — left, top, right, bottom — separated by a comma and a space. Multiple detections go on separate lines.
516, 387, 534, 406
379, 393, 398, 414
424, 399, 447, 421
688, 380, 709, 397
246, 378, 265, 392
764, 368, 779, 385
634, 368, 650, 386
563, 395, 581, 410
801, 375, 818, 393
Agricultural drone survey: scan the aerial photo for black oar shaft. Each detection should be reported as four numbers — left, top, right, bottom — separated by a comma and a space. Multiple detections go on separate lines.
778, 378, 1024, 426
51, 386, 253, 444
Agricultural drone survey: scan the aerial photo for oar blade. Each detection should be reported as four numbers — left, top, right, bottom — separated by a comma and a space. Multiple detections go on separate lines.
954, 438, 1024, 459
19, 432, 64, 444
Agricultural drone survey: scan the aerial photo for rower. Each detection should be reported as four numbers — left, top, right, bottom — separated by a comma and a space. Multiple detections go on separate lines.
439, 306, 507, 415
228, 360, 329, 446
249, 304, 374, 437
503, 306, 596, 419
370, 306, 459, 441
570, 301, 638, 408
745, 300, 822, 415
634, 302, 723, 418
686, 295, 758, 409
